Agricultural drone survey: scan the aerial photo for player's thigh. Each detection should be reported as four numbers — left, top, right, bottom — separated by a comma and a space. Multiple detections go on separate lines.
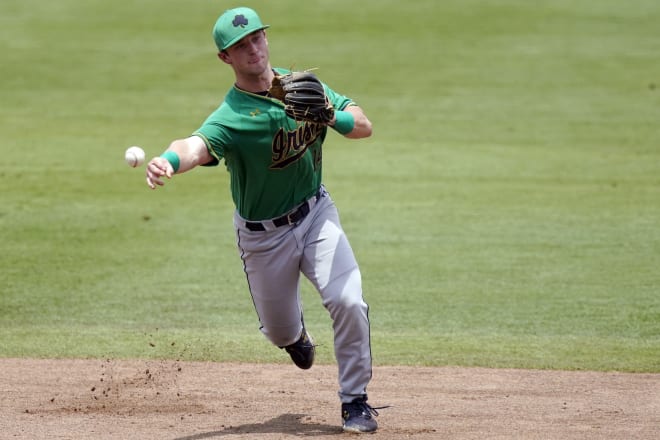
237, 228, 304, 343
301, 201, 360, 297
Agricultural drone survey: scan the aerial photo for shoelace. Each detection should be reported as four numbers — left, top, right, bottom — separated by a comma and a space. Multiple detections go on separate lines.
346, 400, 389, 418
285, 337, 316, 352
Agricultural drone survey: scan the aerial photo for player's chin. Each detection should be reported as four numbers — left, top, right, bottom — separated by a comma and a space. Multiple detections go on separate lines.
247, 56, 267, 69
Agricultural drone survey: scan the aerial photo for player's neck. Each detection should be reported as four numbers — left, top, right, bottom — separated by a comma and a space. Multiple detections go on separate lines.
234, 66, 275, 94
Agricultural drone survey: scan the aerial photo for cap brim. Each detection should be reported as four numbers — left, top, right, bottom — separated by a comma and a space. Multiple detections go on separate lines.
222, 25, 270, 50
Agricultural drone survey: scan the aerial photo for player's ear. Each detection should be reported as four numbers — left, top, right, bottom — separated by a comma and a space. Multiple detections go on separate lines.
218, 51, 231, 64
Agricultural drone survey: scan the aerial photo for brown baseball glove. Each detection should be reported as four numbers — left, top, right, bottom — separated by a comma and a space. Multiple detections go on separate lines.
269, 71, 335, 124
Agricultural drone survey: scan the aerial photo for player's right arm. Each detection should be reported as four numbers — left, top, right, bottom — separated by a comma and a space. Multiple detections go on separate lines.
146, 135, 213, 189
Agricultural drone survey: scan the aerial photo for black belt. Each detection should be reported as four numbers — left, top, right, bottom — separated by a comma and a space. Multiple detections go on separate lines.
245, 189, 322, 232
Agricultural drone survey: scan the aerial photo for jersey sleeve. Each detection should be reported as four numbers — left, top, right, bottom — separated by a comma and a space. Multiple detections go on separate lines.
323, 83, 354, 112
192, 107, 230, 167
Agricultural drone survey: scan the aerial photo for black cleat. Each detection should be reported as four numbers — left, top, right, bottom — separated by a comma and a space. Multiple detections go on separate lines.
341, 396, 380, 433
283, 329, 315, 370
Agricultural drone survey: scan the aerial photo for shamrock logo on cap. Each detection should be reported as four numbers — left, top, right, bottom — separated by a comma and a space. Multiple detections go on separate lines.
232, 14, 248, 28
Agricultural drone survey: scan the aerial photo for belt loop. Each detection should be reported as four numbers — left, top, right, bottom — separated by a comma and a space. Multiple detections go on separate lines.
245, 221, 266, 232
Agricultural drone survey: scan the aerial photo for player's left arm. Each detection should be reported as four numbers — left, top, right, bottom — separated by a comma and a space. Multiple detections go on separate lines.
331, 105, 372, 139
323, 83, 372, 139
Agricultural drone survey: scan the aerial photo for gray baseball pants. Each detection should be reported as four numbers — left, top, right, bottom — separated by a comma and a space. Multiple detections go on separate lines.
233, 187, 372, 402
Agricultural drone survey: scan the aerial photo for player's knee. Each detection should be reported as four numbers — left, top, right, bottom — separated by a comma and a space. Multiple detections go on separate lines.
337, 289, 365, 310
322, 269, 365, 314
325, 291, 369, 332
260, 324, 301, 348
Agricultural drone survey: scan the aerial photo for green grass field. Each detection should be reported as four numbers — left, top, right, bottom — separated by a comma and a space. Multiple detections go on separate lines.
1, 0, 659, 372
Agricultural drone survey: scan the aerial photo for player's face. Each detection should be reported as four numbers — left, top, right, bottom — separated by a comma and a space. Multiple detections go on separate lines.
223, 30, 270, 75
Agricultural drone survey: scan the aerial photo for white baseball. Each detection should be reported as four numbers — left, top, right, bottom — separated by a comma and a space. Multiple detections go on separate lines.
125, 146, 145, 168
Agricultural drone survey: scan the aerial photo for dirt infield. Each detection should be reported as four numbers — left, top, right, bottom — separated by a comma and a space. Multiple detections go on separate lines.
1, 359, 658, 439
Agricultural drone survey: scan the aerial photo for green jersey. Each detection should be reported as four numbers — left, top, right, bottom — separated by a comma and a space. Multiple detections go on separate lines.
193, 68, 353, 221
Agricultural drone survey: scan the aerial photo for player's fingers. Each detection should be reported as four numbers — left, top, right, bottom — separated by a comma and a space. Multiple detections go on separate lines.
149, 157, 174, 178
145, 158, 169, 189
146, 173, 165, 188
147, 159, 169, 177
145, 167, 165, 188
146, 176, 157, 189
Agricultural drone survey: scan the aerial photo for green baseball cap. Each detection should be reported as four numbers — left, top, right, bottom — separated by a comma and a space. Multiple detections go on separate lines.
213, 7, 269, 51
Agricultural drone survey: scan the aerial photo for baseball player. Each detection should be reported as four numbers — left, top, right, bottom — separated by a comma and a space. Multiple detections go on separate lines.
145, 7, 381, 433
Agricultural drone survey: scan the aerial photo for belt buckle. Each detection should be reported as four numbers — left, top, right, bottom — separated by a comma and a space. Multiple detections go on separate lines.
286, 211, 296, 225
